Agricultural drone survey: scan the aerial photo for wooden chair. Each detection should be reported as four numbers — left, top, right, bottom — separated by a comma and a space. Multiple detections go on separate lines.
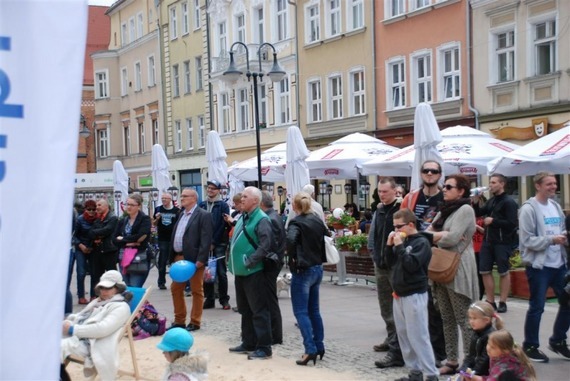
65, 286, 153, 380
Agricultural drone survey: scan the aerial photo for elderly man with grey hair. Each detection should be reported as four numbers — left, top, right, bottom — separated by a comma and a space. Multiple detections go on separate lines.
285, 184, 325, 228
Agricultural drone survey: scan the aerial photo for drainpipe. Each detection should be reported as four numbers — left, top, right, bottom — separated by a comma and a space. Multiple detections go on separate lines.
466, 1, 480, 130
155, 0, 168, 146
371, 0, 377, 136
206, 0, 213, 131
288, 0, 300, 132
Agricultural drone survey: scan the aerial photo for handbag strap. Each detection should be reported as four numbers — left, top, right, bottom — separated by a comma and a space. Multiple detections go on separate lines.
242, 227, 258, 250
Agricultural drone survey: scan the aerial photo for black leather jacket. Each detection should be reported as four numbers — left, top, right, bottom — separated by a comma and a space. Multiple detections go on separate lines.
89, 212, 118, 253
286, 213, 328, 272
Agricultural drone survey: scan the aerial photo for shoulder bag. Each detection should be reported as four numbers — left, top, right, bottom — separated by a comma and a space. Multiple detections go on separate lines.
323, 235, 340, 265
428, 247, 460, 284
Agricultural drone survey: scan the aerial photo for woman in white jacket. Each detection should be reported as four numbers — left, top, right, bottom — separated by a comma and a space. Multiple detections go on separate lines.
61, 270, 132, 380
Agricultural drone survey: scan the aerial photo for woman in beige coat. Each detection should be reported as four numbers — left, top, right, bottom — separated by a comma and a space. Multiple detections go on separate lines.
61, 270, 132, 380
428, 174, 478, 375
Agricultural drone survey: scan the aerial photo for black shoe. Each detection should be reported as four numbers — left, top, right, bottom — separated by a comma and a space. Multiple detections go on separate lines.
272, 340, 283, 345
295, 353, 317, 365
248, 349, 272, 360
168, 323, 186, 330
158, 284, 167, 290
395, 370, 423, 381
186, 323, 200, 331
525, 346, 549, 362
203, 300, 215, 309
549, 340, 570, 359
374, 353, 404, 368
373, 342, 389, 352
229, 344, 255, 354
497, 301, 507, 313
486, 300, 498, 311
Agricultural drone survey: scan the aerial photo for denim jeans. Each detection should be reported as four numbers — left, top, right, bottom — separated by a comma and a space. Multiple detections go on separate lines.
65, 249, 74, 314
157, 240, 171, 286
66, 248, 88, 298
291, 265, 324, 355
523, 264, 570, 348
204, 244, 229, 304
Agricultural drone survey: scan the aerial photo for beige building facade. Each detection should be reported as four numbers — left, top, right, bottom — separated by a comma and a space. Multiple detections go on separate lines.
471, 0, 570, 209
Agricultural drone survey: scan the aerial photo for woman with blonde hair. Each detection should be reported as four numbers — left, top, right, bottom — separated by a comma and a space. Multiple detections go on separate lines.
286, 192, 330, 366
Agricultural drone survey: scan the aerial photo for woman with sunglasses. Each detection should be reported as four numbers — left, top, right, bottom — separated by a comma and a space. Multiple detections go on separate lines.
427, 174, 479, 375
73, 200, 98, 304
113, 194, 151, 287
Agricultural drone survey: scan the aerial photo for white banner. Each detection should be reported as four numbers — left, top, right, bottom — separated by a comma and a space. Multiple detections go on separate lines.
0, 1, 88, 379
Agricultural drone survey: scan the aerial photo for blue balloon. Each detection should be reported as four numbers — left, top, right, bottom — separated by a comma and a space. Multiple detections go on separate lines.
169, 260, 196, 282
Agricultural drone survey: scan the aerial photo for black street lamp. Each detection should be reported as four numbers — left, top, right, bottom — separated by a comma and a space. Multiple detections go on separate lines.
79, 114, 90, 138
277, 185, 284, 212
167, 186, 179, 202
360, 181, 370, 209
223, 42, 286, 187
319, 182, 327, 206
344, 183, 352, 204
326, 184, 333, 211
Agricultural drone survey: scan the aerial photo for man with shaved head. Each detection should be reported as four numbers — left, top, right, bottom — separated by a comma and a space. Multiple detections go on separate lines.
89, 199, 119, 297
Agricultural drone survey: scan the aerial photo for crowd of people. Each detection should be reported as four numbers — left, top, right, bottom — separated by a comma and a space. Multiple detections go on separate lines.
62, 166, 569, 380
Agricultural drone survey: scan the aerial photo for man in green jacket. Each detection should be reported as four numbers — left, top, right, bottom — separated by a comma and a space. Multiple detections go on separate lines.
228, 186, 275, 360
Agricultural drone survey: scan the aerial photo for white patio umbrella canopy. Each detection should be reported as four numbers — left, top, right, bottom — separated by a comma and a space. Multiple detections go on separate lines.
487, 123, 570, 176
151, 144, 173, 203
362, 126, 521, 177
227, 165, 245, 209
410, 103, 444, 190
285, 126, 311, 205
113, 160, 129, 216
206, 131, 228, 185
227, 143, 287, 182
306, 132, 400, 179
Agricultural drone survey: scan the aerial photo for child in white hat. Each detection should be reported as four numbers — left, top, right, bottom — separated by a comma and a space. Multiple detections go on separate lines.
157, 328, 208, 381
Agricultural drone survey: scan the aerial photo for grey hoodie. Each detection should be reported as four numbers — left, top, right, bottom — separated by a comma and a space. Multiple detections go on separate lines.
519, 197, 567, 269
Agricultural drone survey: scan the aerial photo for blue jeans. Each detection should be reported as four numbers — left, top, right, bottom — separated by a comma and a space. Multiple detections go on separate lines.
157, 240, 171, 286
122, 267, 149, 288
523, 265, 570, 348
204, 244, 229, 304
291, 265, 324, 355
67, 248, 88, 298
65, 249, 74, 314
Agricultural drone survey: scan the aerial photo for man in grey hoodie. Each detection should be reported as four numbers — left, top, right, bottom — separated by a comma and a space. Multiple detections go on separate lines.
519, 172, 569, 363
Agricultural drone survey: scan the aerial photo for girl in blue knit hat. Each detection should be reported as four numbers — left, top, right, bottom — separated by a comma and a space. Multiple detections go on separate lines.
157, 328, 208, 381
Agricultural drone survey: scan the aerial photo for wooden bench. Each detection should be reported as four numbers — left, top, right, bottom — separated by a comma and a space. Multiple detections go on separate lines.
323, 251, 375, 285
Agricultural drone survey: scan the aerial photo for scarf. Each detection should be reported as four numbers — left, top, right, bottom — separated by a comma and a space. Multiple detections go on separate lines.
431, 198, 471, 231
82, 210, 98, 224
75, 293, 126, 325
97, 210, 109, 222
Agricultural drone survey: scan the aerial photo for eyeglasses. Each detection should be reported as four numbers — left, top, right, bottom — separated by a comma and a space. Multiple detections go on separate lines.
86, 208, 96, 212
126, 203, 139, 207
443, 184, 457, 191
180, 195, 191, 198
421, 168, 441, 175
394, 223, 408, 229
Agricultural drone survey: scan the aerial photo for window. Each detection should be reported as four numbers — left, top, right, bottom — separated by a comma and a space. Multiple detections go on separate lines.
170, 6, 178, 39
148, 55, 156, 86
308, 80, 322, 123
347, 0, 363, 31
276, 0, 288, 41
172, 64, 180, 97
327, 0, 341, 38
238, 88, 250, 131
138, 122, 145, 154
193, 0, 201, 30
186, 118, 193, 150
220, 92, 231, 134
174, 120, 182, 152
121, 22, 128, 45
412, 54, 432, 104
533, 19, 556, 76
387, 0, 404, 18
329, 75, 343, 119
441, 46, 460, 100
413, 0, 430, 11
388, 59, 405, 109
217, 22, 227, 55
350, 70, 365, 115
182, 2, 189, 35
123, 124, 131, 156
278, 77, 290, 124
152, 119, 159, 145
97, 127, 109, 158
134, 61, 142, 91
198, 116, 205, 148
183, 61, 191, 94
137, 12, 143, 39
495, 30, 515, 83
95, 70, 109, 99
259, 84, 268, 125
195, 57, 203, 90
253, 7, 264, 44
236, 14, 246, 46
129, 17, 136, 42
121, 67, 128, 96
306, 4, 320, 43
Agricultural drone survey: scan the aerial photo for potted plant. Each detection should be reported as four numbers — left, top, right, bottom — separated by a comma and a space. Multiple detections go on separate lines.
335, 234, 368, 254
327, 212, 356, 231
509, 249, 555, 299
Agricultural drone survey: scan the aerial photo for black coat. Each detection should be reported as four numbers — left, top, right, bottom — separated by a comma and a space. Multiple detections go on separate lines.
286, 213, 327, 271
89, 212, 118, 253
113, 211, 151, 250
460, 324, 495, 376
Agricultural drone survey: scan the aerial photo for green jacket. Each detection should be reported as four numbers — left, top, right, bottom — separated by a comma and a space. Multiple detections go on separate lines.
228, 207, 270, 276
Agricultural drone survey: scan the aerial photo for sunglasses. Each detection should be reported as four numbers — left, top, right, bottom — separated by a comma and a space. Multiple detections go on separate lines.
421, 168, 441, 175
394, 223, 408, 229
86, 208, 96, 212
443, 184, 457, 191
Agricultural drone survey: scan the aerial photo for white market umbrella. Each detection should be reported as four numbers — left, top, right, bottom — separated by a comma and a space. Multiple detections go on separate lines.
227, 164, 245, 209
206, 131, 228, 185
151, 144, 173, 204
362, 125, 521, 177
113, 160, 129, 216
411, 103, 444, 190
306, 132, 400, 179
285, 126, 311, 211
227, 143, 287, 182
488, 124, 570, 176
